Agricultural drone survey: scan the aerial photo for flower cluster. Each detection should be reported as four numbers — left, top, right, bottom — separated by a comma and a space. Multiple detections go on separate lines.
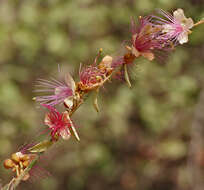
34, 55, 114, 142
113, 9, 194, 68
3, 8, 202, 187
3, 152, 36, 181
33, 8, 196, 142
109, 8, 196, 86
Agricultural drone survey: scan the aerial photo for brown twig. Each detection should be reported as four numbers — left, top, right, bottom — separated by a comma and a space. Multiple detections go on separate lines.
193, 19, 204, 27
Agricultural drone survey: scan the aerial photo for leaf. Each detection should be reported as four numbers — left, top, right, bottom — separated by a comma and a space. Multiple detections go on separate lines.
28, 140, 53, 153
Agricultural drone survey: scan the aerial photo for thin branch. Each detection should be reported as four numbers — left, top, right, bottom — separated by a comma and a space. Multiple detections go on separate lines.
193, 19, 204, 27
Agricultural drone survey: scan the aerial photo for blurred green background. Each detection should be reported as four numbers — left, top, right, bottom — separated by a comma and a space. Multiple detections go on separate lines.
0, 0, 204, 190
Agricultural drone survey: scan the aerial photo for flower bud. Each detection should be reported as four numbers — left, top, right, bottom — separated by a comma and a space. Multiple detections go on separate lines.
11, 153, 20, 163
3, 159, 15, 169
101, 55, 113, 68
22, 160, 30, 168
20, 154, 30, 161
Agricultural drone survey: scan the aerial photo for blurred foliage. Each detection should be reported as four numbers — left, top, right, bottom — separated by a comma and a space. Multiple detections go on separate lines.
0, 0, 204, 190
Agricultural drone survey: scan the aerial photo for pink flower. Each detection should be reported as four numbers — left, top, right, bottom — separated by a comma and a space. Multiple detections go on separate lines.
35, 74, 75, 107
42, 104, 72, 140
153, 9, 194, 45
131, 16, 164, 61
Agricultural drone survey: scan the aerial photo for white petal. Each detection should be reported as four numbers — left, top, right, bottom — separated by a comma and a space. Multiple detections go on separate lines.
64, 97, 74, 109
55, 87, 62, 95
60, 128, 71, 140
185, 18, 194, 29
173, 9, 194, 30
162, 24, 174, 33
44, 113, 52, 128
16, 152, 24, 158
141, 52, 155, 61
178, 32, 188, 44
131, 46, 140, 57
64, 73, 76, 94
102, 55, 113, 68
173, 9, 186, 22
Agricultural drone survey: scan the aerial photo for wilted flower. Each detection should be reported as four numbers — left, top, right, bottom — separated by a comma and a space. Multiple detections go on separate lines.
111, 52, 136, 69
42, 104, 80, 141
154, 9, 194, 45
78, 55, 113, 91
79, 65, 103, 91
111, 16, 166, 86
35, 74, 76, 108
130, 16, 164, 61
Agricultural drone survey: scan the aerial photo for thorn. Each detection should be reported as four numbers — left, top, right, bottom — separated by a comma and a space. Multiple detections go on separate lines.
70, 125, 80, 141
124, 64, 132, 88
125, 46, 132, 51
79, 62, 83, 74
93, 89, 100, 113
